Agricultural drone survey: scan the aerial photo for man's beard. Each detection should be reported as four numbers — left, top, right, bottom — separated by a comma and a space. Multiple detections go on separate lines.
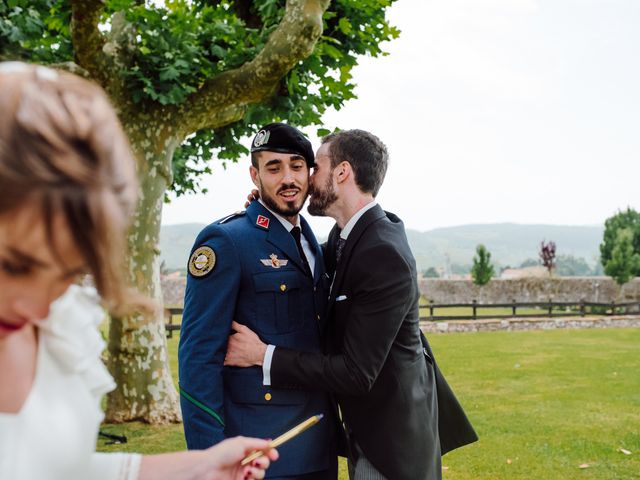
260, 181, 307, 217
308, 175, 338, 217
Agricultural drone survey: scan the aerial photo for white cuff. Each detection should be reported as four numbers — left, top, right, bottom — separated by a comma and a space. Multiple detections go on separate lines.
262, 345, 276, 386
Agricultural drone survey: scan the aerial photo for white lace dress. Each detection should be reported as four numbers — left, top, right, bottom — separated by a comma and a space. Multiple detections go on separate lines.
0, 285, 141, 479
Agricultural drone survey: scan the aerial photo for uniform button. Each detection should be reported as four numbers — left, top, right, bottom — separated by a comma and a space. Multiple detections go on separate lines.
280, 284, 287, 292
313, 286, 317, 292
265, 392, 272, 401
317, 314, 320, 320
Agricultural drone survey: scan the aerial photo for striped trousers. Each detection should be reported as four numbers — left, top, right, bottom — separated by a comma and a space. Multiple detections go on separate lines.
347, 444, 387, 480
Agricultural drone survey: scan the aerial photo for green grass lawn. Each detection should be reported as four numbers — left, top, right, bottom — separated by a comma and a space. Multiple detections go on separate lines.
98, 328, 640, 479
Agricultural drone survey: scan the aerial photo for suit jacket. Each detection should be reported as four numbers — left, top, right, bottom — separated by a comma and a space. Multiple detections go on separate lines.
178, 201, 337, 477
271, 205, 477, 480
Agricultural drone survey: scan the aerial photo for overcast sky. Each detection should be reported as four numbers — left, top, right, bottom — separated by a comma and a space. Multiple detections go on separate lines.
162, 0, 640, 238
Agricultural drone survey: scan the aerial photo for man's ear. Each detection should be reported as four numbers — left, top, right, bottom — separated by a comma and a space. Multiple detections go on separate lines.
249, 165, 260, 188
335, 161, 351, 184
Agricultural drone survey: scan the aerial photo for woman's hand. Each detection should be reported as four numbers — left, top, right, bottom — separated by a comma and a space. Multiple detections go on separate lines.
138, 436, 277, 480
205, 436, 278, 480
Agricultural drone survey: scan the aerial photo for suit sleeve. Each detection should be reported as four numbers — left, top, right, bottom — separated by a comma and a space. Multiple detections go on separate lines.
178, 228, 240, 449
271, 242, 413, 395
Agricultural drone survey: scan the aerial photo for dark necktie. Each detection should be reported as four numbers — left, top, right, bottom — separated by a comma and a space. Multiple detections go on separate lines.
291, 226, 312, 276
335, 237, 347, 264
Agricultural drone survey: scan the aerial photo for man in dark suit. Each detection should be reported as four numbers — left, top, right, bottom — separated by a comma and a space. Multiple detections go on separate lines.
226, 129, 477, 479
179, 123, 338, 479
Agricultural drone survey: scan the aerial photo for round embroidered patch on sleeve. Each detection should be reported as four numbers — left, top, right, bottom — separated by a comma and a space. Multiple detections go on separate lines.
188, 246, 216, 278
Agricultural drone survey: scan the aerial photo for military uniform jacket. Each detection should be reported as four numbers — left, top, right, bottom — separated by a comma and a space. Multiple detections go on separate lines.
271, 205, 477, 480
178, 201, 336, 477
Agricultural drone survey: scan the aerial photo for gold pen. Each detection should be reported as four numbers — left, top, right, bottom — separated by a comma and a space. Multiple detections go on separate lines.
241, 414, 324, 466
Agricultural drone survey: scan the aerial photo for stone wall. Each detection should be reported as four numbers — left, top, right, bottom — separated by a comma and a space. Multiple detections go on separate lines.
162, 275, 640, 307
162, 275, 186, 306
419, 277, 640, 304
421, 315, 640, 333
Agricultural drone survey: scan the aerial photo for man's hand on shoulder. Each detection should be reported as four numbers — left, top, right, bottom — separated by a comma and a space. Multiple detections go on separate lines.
224, 321, 267, 367
243, 189, 260, 209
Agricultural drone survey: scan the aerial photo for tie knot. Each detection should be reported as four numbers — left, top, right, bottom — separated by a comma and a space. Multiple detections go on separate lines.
291, 226, 301, 241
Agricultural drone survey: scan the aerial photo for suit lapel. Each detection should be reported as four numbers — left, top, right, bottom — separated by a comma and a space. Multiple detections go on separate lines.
329, 204, 387, 307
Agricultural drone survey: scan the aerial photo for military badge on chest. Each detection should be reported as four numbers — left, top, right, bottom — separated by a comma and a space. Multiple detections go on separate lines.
260, 253, 289, 269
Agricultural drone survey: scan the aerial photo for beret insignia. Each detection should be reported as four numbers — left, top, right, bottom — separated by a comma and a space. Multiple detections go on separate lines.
253, 129, 271, 148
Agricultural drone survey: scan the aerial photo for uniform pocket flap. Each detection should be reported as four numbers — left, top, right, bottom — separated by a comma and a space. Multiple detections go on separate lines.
253, 270, 301, 293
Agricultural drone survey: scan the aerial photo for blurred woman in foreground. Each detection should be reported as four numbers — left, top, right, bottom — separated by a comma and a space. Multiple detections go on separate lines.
0, 62, 277, 480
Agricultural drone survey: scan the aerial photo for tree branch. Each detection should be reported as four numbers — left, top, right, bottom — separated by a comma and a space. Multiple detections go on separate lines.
174, 0, 330, 137
70, 0, 111, 87
200, 103, 248, 130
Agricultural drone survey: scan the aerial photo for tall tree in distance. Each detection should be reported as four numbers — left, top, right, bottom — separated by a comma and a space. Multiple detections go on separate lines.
539, 240, 556, 276
600, 208, 640, 279
604, 228, 640, 285
471, 244, 495, 286
555, 255, 593, 277
0, 0, 399, 423
422, 267, 440, 278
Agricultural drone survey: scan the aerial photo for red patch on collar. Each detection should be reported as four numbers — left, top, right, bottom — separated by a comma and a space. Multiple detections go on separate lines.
256, 215, 270, 229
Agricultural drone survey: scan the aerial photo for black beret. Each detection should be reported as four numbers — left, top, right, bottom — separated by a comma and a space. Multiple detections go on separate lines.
250, 122, 315, 167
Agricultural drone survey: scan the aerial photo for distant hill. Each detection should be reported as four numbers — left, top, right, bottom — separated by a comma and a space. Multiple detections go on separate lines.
405, 223, 603, 272
160, 222, 604, 272
160, 223, 205, 271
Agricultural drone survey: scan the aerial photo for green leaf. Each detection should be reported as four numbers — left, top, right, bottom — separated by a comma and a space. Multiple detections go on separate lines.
322, 43, 343, 60
209, 44, 226, 58
338, 17, 352, 35
321, 35, 342, 45
159, 65, 180, 81
287, 69, 299, 96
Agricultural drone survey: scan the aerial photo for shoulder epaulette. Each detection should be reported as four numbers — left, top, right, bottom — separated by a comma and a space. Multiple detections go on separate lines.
218, 210, 246, 224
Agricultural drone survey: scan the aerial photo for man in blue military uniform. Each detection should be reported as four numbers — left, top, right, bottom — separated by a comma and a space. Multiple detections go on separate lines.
178, 123, 338, 479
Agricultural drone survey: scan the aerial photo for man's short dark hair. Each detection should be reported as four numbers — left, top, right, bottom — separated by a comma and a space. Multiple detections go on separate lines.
322, 129, 388, 197
251, 151, 261, 168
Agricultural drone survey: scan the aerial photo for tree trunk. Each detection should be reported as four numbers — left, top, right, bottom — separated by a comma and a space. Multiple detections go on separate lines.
99, 0, 331, 423
105, 132, 182, 423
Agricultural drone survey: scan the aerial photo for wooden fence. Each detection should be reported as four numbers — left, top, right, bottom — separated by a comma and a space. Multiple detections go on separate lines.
164, 307, 183, 338
421, 300, 640, 321
163, 300, 640, 337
